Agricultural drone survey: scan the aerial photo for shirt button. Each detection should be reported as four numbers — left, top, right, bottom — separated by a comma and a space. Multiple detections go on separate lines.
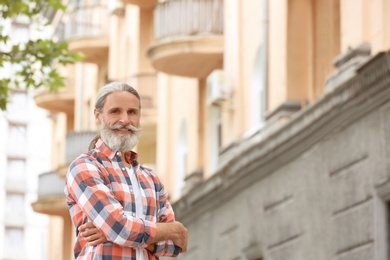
130, 189, 133, 193
131, 213, 136, 217
121, 168, 125, 171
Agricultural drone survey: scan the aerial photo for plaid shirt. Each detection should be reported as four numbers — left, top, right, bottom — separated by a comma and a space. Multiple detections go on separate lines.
64, 139, 180, 259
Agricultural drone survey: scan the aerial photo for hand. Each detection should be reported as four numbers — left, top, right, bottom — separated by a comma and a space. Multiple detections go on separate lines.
155, 221, 188, 252
79, 222, 109, 246
171, 221, 188, 253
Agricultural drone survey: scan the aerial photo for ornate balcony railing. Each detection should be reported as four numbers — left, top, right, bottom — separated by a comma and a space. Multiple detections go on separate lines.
37, 171, 64, 199
56, 4, 109, 41
154, 0, 223, 40
65, 131, 97, 163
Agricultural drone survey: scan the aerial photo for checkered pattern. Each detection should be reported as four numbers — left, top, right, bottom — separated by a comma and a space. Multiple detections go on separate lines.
65, 138, 181, 259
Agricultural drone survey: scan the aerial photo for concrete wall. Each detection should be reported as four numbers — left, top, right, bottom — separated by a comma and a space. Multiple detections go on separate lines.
173, 50, 390, 260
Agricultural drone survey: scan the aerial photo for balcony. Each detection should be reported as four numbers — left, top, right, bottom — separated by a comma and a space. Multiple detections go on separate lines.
120, 0, 157, 9
147, 0, 224, 78
62, 4, 109, 64
58, 130, 97, 178
31, 171, 67, 217
34, 79, 75, 113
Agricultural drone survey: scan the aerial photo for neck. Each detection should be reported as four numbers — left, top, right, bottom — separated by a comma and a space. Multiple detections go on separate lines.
121, 153, 131, 168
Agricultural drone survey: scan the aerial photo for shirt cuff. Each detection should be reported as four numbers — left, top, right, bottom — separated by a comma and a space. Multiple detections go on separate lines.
140, 219, 157, 247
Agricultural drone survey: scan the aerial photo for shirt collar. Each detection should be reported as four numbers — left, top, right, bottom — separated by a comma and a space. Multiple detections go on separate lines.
95, 138, 139, 166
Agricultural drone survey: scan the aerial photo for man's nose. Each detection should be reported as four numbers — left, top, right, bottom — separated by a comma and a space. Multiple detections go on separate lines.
118, 112, 131, 124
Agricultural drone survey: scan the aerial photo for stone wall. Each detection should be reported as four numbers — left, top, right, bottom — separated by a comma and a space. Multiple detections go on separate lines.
172, 50, 390, 260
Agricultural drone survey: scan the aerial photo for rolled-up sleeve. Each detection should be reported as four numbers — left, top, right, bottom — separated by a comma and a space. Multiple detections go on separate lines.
65, 157, 157, 248
150, 175, 181, 257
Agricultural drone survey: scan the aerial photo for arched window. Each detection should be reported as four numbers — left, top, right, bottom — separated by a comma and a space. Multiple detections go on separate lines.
209, 105, 222, 173
249, 43, 267, 130
175, 120, 187, 197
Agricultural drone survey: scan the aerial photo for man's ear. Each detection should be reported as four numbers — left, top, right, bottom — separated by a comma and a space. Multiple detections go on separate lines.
94, 108, 101, 124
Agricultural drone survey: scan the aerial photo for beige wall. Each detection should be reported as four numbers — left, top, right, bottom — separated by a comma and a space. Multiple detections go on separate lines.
268, 0, 341, 110
46, 217, 64, 260
74, 63, 99, 131
340, 0, 390, 53
268, 0, 288, 111
156, 75, 199, 200
223, 0, 245, 139
36, 0, 390, 259
51, 113, 67, 168
240, 0, 263, 133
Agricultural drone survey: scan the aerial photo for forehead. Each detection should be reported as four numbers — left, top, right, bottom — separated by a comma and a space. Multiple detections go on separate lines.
103, 91, 140, 110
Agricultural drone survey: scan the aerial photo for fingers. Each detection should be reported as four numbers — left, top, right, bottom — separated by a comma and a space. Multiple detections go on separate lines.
80, 226, 99, 237
179, 227, 188, 252
172, 221, 188, 252
78, 221, 96, 233
78, 222, 108, 246
84, 233, 107, 246
180, 234, 188, 252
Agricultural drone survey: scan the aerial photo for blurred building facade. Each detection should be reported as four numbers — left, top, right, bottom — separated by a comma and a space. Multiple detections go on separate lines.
32, 0, 390, 259
0, 18, 52, 260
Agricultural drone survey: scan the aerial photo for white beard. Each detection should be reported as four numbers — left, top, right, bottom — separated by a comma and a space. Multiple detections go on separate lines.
100, 120, 141, 152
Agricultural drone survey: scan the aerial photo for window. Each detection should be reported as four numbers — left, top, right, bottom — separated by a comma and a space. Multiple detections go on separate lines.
5, 227, 24, 249
249, 44, 266, 130
209, 106, 222, 173
175, 121, 187, 198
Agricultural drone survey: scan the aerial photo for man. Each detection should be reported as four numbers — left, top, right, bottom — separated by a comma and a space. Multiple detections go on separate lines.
64, 82, 188, 259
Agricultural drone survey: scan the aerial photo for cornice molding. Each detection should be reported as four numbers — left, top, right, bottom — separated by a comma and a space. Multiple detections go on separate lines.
173, 51, 390, 223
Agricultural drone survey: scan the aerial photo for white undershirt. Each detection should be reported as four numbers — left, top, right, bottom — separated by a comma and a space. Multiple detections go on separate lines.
127, 166, 145, 260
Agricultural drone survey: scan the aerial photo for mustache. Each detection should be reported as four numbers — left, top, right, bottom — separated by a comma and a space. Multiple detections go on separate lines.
110, 124, 141, 133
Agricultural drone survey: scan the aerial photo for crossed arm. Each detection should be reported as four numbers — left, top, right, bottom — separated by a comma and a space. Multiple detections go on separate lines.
65, 157, 188, 256
79, 221, 188, 253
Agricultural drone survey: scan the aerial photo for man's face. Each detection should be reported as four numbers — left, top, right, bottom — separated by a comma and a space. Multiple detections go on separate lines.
94, 91, 141, 152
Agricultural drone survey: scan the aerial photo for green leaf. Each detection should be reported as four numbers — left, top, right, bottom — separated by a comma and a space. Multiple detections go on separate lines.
47, 0, 66, 11
0, 82, 11, 111
0, 0, 77, 111
0, 35, 9, 44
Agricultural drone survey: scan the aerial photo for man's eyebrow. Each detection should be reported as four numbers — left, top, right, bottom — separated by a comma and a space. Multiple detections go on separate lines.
107, 107, 139, 111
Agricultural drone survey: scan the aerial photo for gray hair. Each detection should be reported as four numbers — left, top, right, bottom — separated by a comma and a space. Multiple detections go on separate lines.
89, 82, 141, 150
95, 81, 141, 112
